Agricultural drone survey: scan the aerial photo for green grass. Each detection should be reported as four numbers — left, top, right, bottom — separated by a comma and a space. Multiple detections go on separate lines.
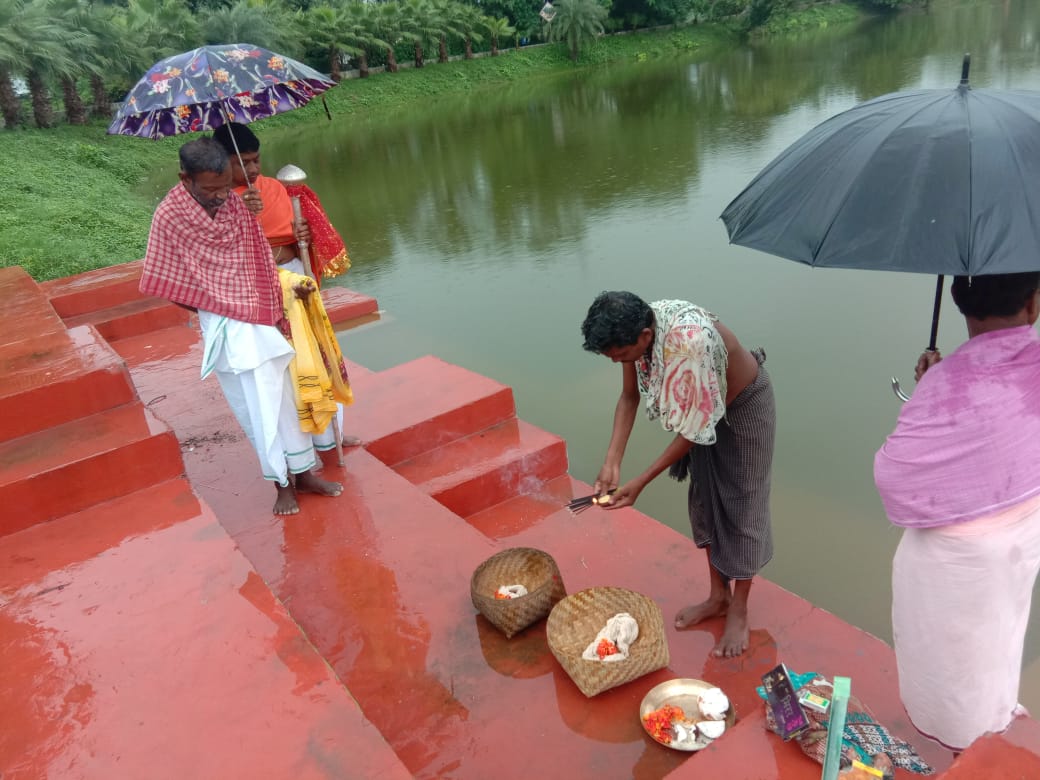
0, 16, 846, 281
755, 3, 864, 37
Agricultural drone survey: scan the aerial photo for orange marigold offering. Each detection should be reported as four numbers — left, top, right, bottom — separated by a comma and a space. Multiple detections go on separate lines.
643, 704, 686, 744
596, 638, 620, 659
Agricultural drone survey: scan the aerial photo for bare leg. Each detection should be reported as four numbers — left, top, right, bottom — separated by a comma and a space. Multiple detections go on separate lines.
295, 468, 343, 497
273, 482, 299, 515
715, 578, 751, 658
273, 469, 342, 515
675, 547, 731, 629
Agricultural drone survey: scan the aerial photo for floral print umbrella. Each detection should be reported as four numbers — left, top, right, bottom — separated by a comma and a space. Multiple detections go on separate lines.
107, 44, 336, 139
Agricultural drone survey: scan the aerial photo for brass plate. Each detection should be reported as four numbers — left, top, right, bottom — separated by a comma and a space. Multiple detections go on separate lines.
639, 678, 737, 751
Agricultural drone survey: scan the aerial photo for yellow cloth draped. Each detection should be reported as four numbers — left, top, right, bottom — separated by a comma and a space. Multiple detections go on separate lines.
279, 269, 354, 435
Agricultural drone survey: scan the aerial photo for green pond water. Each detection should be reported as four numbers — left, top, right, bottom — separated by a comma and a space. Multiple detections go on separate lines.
198, 0, 1040, 708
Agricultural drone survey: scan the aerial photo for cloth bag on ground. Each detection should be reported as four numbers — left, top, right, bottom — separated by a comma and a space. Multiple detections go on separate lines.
582, 612, 638, 662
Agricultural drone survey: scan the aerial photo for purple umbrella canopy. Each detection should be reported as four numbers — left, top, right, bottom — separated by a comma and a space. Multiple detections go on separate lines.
108, 44, 336, 139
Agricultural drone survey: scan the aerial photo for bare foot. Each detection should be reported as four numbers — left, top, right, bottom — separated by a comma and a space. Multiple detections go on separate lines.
674, 593, 729, 630
295, 469, 343, 497
713, 608, 749, 657
274, 483, 299, 515
342, 435, 363, 447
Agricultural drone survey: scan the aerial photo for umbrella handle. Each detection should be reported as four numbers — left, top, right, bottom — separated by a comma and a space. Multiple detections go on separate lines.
891, 377, 911, 402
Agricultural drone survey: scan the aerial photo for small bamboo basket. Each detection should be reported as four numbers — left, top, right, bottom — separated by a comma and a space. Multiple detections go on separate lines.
547, 586, 670, 697
470, 547, 566, 638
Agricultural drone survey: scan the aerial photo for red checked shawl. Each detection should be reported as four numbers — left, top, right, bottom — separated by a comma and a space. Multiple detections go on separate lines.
141, 184, 283, 326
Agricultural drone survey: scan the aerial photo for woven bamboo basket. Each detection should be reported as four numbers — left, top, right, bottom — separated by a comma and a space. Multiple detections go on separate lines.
546, 586, 670, 697
470, 547, 566, 638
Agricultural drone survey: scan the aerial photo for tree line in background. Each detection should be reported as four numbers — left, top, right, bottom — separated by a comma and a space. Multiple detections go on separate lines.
0, 0, 921, 130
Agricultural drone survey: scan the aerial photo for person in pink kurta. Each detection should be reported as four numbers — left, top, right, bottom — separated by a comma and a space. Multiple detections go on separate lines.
875, 272, 1040, 752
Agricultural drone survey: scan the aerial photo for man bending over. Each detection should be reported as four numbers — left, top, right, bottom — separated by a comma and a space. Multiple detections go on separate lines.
581, 291, 776, 657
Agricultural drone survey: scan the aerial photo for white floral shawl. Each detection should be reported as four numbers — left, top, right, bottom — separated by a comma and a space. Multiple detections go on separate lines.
635, 300, 728, 445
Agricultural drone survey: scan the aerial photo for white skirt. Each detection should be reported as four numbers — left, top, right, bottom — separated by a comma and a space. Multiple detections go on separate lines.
892, 491, 1040, 750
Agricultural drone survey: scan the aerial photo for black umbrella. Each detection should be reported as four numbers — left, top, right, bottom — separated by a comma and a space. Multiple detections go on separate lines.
721, 55, 1040, 394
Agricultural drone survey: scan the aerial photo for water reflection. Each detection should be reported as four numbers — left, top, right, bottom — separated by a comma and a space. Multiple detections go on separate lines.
263, 0, 1040, 711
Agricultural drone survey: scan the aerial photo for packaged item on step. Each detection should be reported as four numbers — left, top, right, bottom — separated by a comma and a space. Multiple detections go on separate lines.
760, 663, 811, 741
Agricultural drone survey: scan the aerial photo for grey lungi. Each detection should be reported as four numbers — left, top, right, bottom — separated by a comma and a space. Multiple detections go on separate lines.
672, 348, 775, 580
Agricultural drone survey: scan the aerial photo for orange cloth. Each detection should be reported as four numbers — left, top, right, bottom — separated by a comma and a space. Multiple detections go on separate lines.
234, 175, 295, 248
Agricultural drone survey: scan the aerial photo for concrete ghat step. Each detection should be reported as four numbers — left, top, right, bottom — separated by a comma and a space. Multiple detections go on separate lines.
63, 295, 190, 342
392, 418, 569, 517
0, 476, 411, 780
348, 355, 517, 465
0, 324, 137, 442
0, 402, 184, 537
0, 266, 65, 348
466, 473, 582, 539
320, 285, 380, 325
40, 260, 146, 318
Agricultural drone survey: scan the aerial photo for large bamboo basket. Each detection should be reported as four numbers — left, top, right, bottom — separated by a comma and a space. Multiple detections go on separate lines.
547, 586, 669, 697
470, 547, 566, 638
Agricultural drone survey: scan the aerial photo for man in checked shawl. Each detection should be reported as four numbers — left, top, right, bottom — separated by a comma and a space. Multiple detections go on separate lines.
582, 291, 775, 657
139, 137, 343, 515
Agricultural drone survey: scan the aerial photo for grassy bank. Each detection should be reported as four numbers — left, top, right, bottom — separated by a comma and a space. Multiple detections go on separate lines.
0, 7, 861, 282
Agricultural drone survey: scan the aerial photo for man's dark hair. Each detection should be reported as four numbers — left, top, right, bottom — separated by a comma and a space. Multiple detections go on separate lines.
212, 121, 261, 155
581, 291, 655, 352
179, 138, 229, 177
951, 272, 1040, 319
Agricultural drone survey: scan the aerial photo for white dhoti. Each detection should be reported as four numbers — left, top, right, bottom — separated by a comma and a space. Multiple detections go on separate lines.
198, 310, 317, 487
892, 491, 1040, 750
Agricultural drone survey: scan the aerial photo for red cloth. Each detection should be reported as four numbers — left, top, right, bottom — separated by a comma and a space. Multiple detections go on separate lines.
283, 183, 350, 282
141, 184, 283, 326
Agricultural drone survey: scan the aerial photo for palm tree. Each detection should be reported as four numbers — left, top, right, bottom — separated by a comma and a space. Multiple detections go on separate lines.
16, 0, 82, 128
399, 0, 442, 69
347, 2, 390, 79
483, 16, 515, 57
429, 0, 462, 64
113, 0, 203, 82
548, 0, 606, 61
0, 0, 30, 127
52, 0, 110, 125
370, 1, 403, 73
303, 4, 362, 80
200, 0, 292, 52
456, 5, 485, 60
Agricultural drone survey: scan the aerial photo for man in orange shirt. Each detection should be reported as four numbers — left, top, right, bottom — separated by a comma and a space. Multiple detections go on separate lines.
212, 122, 310, 272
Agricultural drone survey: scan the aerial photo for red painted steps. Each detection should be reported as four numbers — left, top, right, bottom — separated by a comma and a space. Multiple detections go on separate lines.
40, 259, 148, 318
0, 475, 412, 780
63, 294, 191, 342
348, 355, 517, 465
0, 324, 137, 442
466, 473, 580, 539
392, 418, 569, 517
0, 401, 183, 537
0, 266, 65, 348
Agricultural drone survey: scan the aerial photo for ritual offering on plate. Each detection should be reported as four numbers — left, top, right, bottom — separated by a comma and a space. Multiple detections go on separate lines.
639, 678, 736, 751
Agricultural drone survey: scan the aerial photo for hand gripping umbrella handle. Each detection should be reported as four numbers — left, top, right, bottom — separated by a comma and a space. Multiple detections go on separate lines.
290, 195, 311, 268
